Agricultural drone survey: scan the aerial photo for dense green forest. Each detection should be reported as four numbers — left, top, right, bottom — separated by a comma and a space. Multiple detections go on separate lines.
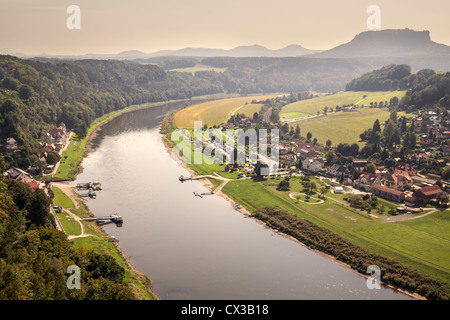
0, 55, 222, 169
345, 64, 450, 112
0, 177, 136, 299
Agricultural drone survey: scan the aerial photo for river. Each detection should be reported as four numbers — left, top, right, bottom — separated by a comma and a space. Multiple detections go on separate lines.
73, 101, 413, 300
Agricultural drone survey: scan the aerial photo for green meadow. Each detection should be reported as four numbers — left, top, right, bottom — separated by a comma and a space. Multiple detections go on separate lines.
280, 91, 406, 119
288, 107, 411, 146
219, 176, 450, 290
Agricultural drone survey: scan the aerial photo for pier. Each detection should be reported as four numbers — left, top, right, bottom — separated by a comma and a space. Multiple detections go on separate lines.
77, 180, 102, 190
82, 214, 123, 224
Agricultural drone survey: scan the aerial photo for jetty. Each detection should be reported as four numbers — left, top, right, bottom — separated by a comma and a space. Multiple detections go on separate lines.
79, 190, 97, 199
77, 180, 102, 190
82, 214, 123, 224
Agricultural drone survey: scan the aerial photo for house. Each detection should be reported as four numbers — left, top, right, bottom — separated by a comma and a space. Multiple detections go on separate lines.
441, 145, 450, 157
26, 181, 40, 192
395, 163, 417, 177
4, 166, 33, 183
327, 164, 349, 178
5, 138, 17, 151
373, 184, 405, 203
303, 158, 324, 173
46, 123, 67, 146
383, 172, 413, 191
352, 159, 368, 169
40, 142, 56, 153
298, 147, 312, 159
412, 185, 442, 204
334, 186, 344, 194
353, 172, 381, 192
368, 157, 385, 170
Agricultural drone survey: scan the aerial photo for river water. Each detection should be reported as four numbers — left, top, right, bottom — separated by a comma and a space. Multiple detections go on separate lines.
74, 101, 413, 300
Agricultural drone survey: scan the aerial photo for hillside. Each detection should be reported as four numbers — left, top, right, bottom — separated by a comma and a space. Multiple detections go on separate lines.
0, 55, 221, 169
344, 63, 450, 112
312, 29, 450, 58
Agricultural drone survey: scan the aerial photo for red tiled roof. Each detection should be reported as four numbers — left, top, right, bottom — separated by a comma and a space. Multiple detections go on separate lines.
416, 185, 442, 196
373, 184, 404, 196
26, 181, 39, 192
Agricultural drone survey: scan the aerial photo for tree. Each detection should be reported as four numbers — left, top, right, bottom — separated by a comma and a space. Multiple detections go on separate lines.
326, 139, 332, 149
319, 186, 328, 198
436, 191, 449, 207
27, 189, 52, 227
306, 132, 312, 141
277, 179, 290, 191
442, 166, 450, 180
18, 84, 34, 100
294, 124, 300, 138
365, 163, 377, 174
307, 181, 317, 194
325, 151, 335, 165
295, 158, 302, 170
373, 119, 381, 134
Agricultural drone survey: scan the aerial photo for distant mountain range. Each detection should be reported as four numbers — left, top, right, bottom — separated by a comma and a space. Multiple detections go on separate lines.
0, 44, 320, 60
2, 29, 450, 71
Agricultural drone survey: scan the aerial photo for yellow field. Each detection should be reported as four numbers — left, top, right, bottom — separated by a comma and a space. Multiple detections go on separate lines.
233, 103, 264, 118
174, 95, 277, 128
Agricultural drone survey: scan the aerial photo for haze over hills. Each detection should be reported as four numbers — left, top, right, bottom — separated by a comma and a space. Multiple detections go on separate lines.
2, 28, 450, 71
310, 28, 450, 58
0, 44, 320, 60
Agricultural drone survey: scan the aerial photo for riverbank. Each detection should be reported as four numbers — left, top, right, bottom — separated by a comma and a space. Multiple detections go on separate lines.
52, 101, 187, 299
160, 110, 446, 300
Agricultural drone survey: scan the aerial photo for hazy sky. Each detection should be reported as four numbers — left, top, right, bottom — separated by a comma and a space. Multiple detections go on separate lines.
1, 0, 450, 55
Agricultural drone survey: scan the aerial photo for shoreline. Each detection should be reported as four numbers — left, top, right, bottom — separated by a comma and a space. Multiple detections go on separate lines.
160, 116, 425, 301
64, 102, 171, 300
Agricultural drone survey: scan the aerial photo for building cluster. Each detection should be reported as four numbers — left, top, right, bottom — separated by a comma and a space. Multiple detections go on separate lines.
3, 166, 40, 192
275, 113, 450, 207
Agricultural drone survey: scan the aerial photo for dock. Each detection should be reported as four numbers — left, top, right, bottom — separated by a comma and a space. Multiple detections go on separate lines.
82, 214, 123, 224
79, 190, 97, 199
77, 180, 102, 190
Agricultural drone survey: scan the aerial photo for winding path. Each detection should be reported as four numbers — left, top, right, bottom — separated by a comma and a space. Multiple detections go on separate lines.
52, 182, 94, 239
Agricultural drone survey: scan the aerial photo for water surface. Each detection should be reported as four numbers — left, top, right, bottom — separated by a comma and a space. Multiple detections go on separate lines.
74, 102, 412, 300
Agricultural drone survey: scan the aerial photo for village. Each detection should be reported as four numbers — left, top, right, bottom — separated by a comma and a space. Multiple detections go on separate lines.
198, 104, 450, 214
274, 109, 450, 212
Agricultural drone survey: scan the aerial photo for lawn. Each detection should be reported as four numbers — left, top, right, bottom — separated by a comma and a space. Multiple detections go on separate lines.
52, 186, 76, 209
220, 176, 450, 290
174, 95, 278, 129
354, 211, 450, 271
280, 91, 406, 119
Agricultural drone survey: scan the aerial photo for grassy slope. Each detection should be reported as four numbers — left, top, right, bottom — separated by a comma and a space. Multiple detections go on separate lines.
280, 91, 406, 119
288, 108, 411, 146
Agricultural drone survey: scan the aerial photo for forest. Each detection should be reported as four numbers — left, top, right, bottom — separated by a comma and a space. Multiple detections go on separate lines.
345, 64, 450, 112
0, 55, 222, 169
0, 178, 136, 299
